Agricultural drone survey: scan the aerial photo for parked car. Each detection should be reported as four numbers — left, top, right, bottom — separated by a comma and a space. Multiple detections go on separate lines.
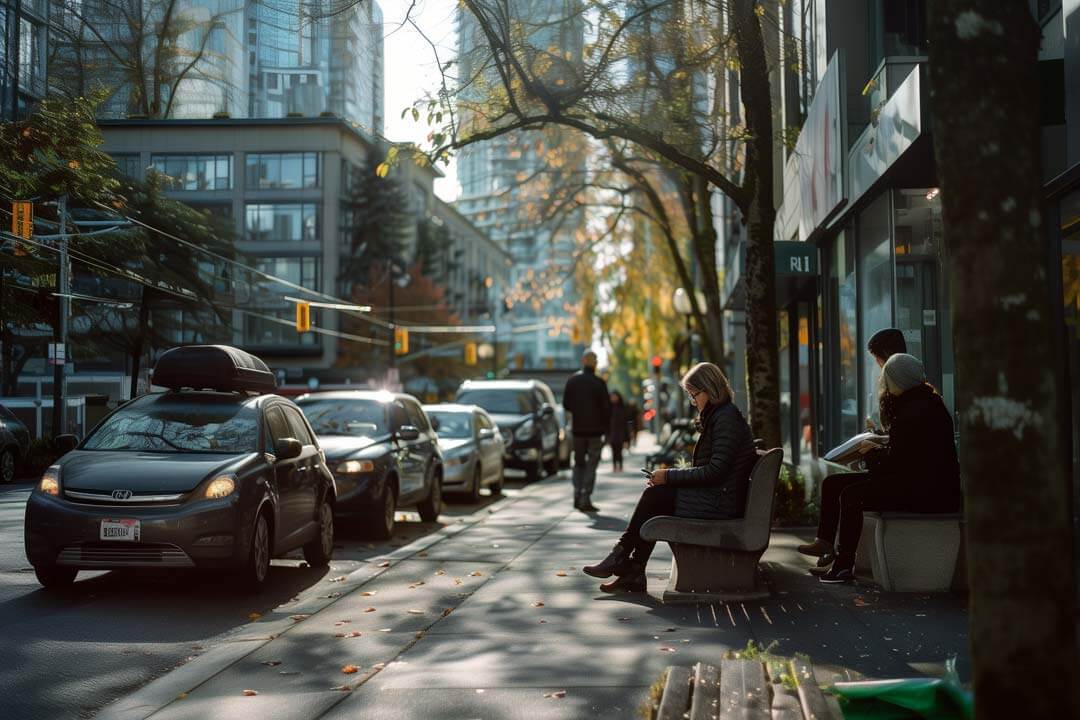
24, 345, 336, 591
0, 403, 30, 483
554, 406, 572, 469
454, 379, 560, 482
423, 404, 505, 502
296, 391, 443, 539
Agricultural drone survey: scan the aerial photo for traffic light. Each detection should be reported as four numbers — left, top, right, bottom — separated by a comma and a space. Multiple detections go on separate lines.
651, 354, 663, 371
295, 301, 311, 333
464, 342, 478, 366
394, 327, 409, 355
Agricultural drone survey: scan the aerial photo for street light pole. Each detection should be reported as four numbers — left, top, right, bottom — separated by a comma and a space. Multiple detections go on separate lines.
51, 194, 69, 437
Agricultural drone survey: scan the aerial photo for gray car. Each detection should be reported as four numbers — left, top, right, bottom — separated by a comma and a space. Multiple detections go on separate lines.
424, 404, 505, 502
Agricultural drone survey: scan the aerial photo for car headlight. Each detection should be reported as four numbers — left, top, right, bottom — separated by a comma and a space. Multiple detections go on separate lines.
514, 419, 536, 441
204, 475, 236, 499
336, 459, 375, 474
38, 465, 60, 496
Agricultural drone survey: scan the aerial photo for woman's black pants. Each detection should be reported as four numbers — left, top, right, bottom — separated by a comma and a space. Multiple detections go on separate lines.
618, 484, 676, 564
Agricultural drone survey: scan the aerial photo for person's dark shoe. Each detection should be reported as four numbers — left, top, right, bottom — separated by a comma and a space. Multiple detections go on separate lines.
579, 500, 599, 513
600, 564, 646, 593
797, 539, 834, 558
818, 560, 855, 584
583, 544, 631, 578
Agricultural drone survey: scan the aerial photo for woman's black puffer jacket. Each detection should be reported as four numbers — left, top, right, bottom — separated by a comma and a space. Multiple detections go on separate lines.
665, 400, 757, 520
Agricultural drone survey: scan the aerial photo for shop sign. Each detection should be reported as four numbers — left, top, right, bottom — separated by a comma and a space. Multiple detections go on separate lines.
797, 52, 847, 241
775, 242, 818, 276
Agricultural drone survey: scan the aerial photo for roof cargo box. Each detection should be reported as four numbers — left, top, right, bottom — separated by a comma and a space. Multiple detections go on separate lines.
152, 345, 277, 394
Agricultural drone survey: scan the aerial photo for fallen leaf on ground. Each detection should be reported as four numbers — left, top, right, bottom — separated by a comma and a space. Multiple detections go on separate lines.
362, 591, 377, 597
328, 576, 347, 583
334, 621, 351, 626
177, 692, 188, 700
331, 685, 351, 692
342, 665, 360, 674
659, 647, 676, 653
343, 631, 362, 638
555, 571, 567, 577
453, 578, 463, 585
544, 690, 567, 699
441, 608, 453, 617
247, 612, 262, 621
378, 561, 391, 568
407, 609, 425, 615
418, 552, 428, 557
469, 571, 483, 577
363, 607, 377, 613
539, 619, 547, 624
532, 602, 545, 608
242, 689, 258, 696
289, 614, 310, 622
373, 663, 387, 670
261, 660, 282, 667
435, 569, 446, 576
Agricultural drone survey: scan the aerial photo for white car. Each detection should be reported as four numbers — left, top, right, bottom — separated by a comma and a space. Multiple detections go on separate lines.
424, 404, 506, 502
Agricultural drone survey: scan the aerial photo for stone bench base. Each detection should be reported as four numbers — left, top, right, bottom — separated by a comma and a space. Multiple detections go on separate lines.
655, 543, 769, 604
854, 512, 963, 592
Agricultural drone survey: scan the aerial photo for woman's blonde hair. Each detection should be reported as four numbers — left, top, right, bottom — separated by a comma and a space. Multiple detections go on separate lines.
681, 362, 734, 405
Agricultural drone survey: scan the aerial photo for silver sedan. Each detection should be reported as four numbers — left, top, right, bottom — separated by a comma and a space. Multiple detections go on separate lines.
423, 404, 505, 502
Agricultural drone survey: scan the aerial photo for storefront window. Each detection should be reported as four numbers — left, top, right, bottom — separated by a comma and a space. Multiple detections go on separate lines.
779, 310, 792, 461
858, 192, 894, 427
828, 231, 859, 442
796, 305, 813, 463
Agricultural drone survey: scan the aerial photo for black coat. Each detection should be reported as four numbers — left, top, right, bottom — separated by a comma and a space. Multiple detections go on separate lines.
608, 402, 627, 447
865, 384, 962, 507
562, 368, 611, 437
665, 400, 757, 520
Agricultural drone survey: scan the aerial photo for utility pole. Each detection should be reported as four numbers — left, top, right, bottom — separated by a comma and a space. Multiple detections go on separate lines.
51, 195, 69, 437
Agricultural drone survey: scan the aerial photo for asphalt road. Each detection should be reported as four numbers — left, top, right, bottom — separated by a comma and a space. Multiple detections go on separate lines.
0, 480, 510, 720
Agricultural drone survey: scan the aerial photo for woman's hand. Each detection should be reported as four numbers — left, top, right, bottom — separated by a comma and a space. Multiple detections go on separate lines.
647, 468, 668, 486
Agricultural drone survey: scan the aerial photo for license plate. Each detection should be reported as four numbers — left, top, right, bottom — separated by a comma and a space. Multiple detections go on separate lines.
100, 519, 140, 542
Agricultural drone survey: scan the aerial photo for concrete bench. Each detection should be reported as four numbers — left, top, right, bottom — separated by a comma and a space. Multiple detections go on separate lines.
640, 449, 783, 603
649, 656, 843, 720
854, 511, 963, 592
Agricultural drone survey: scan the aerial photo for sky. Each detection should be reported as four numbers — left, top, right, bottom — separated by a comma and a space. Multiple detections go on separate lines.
381, 0, 461, 201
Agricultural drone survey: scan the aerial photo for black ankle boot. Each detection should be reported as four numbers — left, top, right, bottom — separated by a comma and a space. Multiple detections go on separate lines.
583, 544, 631, 578
600, 562, 646, 592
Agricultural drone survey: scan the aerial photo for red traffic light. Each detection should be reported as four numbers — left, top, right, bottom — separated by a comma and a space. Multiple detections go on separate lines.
650, 355, 662, 368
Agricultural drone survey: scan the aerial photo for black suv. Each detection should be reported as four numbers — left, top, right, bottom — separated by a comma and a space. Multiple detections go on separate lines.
296, 391, 443, 539
24, 346, 337, 591
455, 380, 560, 482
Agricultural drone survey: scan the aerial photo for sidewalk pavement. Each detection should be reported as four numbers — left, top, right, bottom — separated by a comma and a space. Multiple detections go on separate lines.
99, 435, 969, 720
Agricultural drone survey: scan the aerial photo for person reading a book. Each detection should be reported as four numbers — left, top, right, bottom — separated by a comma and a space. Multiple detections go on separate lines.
799, 353, 962, 583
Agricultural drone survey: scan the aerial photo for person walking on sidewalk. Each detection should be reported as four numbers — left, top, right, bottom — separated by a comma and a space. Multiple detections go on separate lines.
800, 354, 962, 584
608, 391, 628, 473
562, 351, 611, 512
583, 362, 757, 592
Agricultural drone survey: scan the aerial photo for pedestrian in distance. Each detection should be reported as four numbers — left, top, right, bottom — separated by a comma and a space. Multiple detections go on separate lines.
562, 351, 611, 512
608, 391, 628, 473
800, 354, 962, 584
583, 362, 757, 593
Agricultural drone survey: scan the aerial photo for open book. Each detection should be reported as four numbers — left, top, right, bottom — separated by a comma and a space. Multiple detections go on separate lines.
824, 432, 889, 465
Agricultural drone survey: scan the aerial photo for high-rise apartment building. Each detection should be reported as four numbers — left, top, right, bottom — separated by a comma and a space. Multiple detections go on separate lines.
454, 1, 587, 371
2, 0, 49, 121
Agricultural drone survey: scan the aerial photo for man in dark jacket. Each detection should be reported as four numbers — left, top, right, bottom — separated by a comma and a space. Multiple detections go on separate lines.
563, 351, 611, 511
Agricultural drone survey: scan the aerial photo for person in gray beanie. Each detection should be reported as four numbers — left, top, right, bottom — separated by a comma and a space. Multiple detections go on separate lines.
800, 352, 962, 583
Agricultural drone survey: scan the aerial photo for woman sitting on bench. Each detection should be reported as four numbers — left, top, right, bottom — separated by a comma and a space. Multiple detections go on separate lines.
799, 353, 962, 583
582, 362, 757, 592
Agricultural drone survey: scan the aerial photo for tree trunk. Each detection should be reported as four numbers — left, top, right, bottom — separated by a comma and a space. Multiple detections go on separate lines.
129, 288, 151, 399
732, 0, 781, 448
927, 3, 1079, 717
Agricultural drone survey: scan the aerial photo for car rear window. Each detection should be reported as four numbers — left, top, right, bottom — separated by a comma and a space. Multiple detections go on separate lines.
297, 398, 387, 436
83, 394, 259, 453
455, 389, 533, 415
427, 411, 472, 439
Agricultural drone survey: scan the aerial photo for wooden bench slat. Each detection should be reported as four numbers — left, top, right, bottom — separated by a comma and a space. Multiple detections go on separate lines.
765, 659, 803, 720
689, 662, 721, 720
719, 658, 771, 720
791, 658, 841, 720
657, 665, 694, 720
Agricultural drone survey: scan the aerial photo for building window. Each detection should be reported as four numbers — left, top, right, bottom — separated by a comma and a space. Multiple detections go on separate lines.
827, 230, 859, 443
252, 256, 319, 290
246, 152, 319, 189
111, 154, 143, 180
857, 192, 893, 427
245, 203, 318, 242
150, 154, 233, 191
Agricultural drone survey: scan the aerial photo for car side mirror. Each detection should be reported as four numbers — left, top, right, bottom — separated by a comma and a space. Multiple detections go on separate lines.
540, 405, 554, 418
55, 434, 79, 454
274, 437, 303, 460
397, 425, 420, 441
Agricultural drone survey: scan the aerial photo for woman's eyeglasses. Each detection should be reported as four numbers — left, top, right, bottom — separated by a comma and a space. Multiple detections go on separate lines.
686, 388, 704, 401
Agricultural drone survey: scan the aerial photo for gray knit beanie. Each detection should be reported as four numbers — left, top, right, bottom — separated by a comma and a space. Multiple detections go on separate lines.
882, 353, 925, 394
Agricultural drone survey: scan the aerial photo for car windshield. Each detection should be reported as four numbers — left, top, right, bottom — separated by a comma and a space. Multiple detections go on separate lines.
456, 389, 533, 415
428, 412, 472, 439
297, 398, 387, 436
83, 394, 259, 453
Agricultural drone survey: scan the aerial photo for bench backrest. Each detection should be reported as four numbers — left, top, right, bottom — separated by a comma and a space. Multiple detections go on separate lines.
742, 448, 784, 551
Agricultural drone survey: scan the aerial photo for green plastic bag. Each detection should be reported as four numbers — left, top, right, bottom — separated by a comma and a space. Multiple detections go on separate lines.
829, 658, 974, 720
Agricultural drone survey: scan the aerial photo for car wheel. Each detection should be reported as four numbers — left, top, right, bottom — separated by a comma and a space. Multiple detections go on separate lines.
417, 470, 442, 522
464, 465, 482, 503
303, 497, 334, 567
238, 512, 271, 592
368, 480, 397, 540
0, 449, 15, 484
34, 564, 77, 589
